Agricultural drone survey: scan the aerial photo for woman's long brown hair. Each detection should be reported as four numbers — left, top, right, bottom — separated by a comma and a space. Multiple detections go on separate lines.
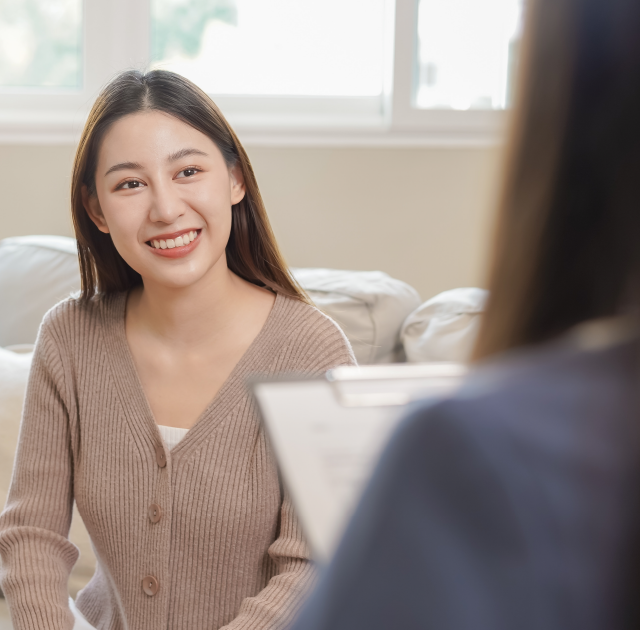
474, 0, 640, 360
71, 70, 307, 303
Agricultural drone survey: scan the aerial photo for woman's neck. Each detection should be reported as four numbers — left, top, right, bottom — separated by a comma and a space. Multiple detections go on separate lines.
127, 262, 255, 348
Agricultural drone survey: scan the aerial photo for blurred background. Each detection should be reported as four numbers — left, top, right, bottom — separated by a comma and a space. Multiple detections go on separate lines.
0, 0, 522, 300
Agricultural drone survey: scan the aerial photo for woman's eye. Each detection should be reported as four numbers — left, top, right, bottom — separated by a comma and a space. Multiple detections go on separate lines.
119, 180, 144, 190
177, 167, 200, 179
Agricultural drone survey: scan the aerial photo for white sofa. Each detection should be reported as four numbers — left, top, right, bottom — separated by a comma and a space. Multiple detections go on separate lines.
0, 235, 487, 599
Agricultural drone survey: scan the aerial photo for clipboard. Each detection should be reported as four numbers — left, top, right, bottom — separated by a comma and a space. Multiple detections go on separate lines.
252, 363, 466, 564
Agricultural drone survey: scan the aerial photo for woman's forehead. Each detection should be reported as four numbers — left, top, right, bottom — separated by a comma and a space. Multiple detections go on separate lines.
98, 111, 218, 167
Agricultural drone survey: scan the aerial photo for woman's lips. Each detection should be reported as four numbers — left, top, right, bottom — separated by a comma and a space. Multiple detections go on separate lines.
147, 229, 202, 259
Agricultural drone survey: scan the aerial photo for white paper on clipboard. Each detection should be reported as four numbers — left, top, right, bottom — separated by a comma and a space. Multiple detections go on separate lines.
252, 363, 466, 564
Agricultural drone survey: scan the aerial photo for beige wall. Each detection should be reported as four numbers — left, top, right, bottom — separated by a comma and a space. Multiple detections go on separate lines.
0, 144, 502, 300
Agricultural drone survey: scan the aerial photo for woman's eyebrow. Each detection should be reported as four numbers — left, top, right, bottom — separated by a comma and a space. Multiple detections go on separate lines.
103, 149, 208, 176
167, 148, 209, 162
105, 161, 143, 176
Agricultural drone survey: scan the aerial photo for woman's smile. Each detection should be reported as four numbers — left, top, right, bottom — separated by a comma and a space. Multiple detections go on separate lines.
146, 228, 202, 259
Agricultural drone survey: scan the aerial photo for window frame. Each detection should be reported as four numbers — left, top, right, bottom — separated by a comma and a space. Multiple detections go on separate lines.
0, 0, 506, 146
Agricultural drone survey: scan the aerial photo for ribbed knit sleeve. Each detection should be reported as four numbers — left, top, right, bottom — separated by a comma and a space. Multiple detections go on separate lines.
220, 491, 314, 630
0, 314, 78, 630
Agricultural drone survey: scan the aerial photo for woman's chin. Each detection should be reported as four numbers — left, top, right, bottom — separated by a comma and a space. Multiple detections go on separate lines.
144, 275, 206, 292
138, 261, 222, 293
121, 239, 228, 293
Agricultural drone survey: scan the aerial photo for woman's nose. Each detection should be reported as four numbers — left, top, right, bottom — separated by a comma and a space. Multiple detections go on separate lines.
148, 181, 184, 224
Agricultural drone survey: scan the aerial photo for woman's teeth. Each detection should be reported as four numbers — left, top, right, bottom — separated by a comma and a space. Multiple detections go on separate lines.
151, 231, 197, 250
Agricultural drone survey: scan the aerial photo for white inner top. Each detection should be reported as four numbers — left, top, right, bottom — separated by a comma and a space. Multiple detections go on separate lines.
158, 424, 189, 451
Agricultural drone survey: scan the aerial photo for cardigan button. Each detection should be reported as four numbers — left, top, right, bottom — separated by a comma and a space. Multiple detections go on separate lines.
155, 445, 167, 468
148, 503, 162, 524
142, 575, 159, 596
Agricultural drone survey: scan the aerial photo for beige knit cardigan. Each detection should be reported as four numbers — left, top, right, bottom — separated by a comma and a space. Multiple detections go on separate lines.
0, 292, 355, 630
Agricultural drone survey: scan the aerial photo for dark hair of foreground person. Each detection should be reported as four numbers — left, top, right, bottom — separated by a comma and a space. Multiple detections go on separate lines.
475, 0, 640, 357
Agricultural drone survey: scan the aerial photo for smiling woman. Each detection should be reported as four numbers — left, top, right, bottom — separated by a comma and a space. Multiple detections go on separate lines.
0, 70, 355, 630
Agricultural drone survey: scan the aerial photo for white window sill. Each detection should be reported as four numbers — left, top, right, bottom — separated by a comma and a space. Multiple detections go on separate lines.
0, 108, 506, 147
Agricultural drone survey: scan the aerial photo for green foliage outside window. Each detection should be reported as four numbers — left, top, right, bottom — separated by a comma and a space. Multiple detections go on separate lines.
152, 0, 237, 62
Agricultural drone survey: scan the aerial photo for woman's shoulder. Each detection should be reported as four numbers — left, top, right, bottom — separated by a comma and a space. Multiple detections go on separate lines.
39, 291, 126, 347
268, 293, 356, 372
452, 329, 639, 434
399, 332, 640, 489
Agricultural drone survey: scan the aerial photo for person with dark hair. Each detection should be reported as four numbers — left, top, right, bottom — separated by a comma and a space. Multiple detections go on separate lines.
0, 70, 355, 630
289, 0, 640, 628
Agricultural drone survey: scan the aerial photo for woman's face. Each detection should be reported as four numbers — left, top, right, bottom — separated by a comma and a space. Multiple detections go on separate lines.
84, 110, 245, 291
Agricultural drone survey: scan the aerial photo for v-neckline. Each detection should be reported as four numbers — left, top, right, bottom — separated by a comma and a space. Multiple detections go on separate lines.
104, 290, 284, 460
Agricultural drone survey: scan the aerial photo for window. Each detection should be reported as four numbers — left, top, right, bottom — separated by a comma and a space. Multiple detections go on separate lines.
415, 0, 523, 110
0, 0, 82, 89
151, 0, 385, 97
0, 0, 525, 145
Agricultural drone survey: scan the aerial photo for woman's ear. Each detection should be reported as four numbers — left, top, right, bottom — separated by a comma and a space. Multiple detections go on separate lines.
81, 185, 110, 233
229, 165, 246, 205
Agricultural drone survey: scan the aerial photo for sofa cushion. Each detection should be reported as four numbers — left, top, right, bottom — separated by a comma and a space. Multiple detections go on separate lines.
0, 345, 96, 597
0, 236, 80, 347
292, 268, 421, 364
401, 287, 488, 363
